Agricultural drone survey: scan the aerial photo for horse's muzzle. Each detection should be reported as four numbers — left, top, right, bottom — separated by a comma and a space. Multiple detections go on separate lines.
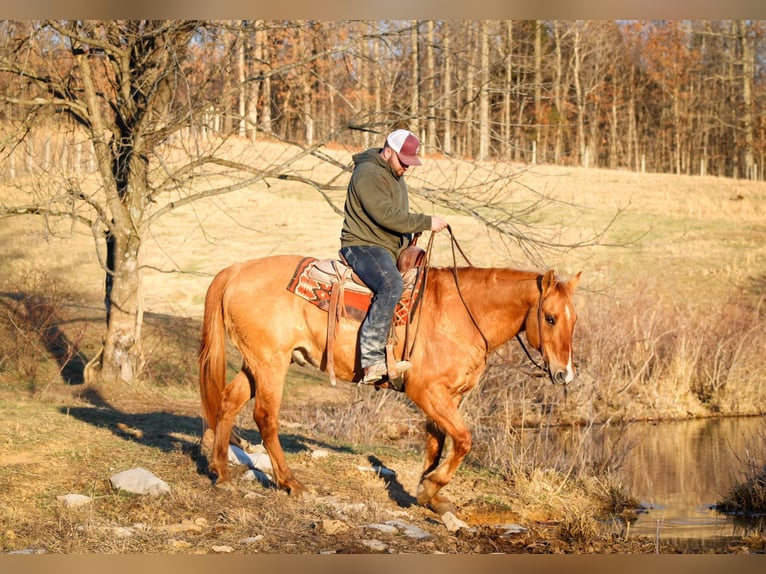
551, 368, 576, 386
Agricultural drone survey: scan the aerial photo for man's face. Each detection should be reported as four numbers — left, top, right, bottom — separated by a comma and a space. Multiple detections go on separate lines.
386, 148, 409, 178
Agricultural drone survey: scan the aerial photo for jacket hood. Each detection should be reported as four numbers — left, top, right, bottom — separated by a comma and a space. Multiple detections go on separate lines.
352, 148, 393, 174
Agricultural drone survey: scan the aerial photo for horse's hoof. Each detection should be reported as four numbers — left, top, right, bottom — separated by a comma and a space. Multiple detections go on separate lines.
286, 483, 308, 498
429, 495, 457, 517
211, 469, 231, 486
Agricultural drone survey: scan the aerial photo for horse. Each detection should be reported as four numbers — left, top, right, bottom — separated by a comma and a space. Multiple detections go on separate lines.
198, 252, 581, 525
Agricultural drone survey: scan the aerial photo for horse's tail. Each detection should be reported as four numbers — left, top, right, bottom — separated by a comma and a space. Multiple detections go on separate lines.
198, 266, 234, 432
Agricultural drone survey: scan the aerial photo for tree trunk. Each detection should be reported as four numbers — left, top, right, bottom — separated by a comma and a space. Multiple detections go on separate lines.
573, 24, 586, 167
534, 20, 543, 162
247, 21, 261, 141
410, 20, 420, 135
503, 20, 513, 161
238, 22, 247, 137
442, 25, 452, 155
478, 20, 490, 161
426, 20, 437, 153
737, 20, 755, 180
100, 227, 143, 384
552, 21, 564, 164
258, 26, 272, 132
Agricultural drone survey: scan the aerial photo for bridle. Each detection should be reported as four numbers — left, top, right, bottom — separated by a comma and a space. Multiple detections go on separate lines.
514, 277, 551, 379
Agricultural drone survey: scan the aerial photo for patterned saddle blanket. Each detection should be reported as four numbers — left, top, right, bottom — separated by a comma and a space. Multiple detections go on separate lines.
286, 256, 426, 325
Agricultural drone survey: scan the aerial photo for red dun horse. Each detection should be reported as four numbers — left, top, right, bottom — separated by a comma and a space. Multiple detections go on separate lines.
199, 253, 581, 522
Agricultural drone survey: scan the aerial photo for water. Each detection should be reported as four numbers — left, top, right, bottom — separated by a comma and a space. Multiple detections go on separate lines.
501, 415, 766, 547
608, 416, 766, 545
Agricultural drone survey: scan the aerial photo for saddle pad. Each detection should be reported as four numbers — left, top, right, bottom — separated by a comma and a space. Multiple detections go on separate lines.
286, 257, 425, 325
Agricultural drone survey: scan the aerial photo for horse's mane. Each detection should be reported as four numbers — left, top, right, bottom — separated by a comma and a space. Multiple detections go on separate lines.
427, 266, 541, 285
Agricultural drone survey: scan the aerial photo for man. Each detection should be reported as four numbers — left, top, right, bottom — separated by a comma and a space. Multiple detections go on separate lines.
340, 129, 449, 384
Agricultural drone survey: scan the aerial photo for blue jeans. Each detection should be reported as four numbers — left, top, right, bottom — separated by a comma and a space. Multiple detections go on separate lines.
340, 245, 404, 369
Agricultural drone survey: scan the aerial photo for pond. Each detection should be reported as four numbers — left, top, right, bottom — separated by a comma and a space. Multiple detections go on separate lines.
495, 415, 766, 548
613, 415, 766, 548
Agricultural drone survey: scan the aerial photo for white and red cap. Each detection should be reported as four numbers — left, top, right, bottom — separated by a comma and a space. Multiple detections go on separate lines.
386, 129, 422, 166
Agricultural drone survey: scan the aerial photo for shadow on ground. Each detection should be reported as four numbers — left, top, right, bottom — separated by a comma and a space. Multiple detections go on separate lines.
60, 384, 401, 493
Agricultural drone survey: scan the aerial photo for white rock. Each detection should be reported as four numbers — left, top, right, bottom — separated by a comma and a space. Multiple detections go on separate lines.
356, 465, 396, 479
110, 526, 135, 538
361, 539, 388, 552
229, 444, 273, 472
384, 520, 432, 539
109, 467, 170, 495
441, 511, 475, 533
366, 523, 399, 534
57, 494, 92, 508
498, 523, 528, 535
239, 535, 263, 544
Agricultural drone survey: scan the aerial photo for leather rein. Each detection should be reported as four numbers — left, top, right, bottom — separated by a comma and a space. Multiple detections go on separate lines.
408, 226, 549, 377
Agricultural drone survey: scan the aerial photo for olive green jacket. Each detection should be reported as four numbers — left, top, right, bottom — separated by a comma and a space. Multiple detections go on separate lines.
340, 148, 431, 260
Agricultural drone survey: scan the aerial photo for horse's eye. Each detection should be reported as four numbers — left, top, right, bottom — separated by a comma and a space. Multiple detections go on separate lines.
545, 315, 556, 326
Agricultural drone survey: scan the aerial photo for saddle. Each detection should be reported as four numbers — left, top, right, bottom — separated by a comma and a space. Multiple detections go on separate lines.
286, 242, 427, 387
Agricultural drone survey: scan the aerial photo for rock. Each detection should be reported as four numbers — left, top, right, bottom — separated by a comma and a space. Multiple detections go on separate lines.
365, 523, 399, 535
384, 520, 432, 539
212, 545, 234, 553
311, 449, 330, 459
240, 468, 273, 484
239, 535, 263, 545
318, 519, 350, 535
228, 444, 272, 472
361, 539, 388, 552
357, 465, 397, 479
57, 494, 92, 508
441, 511, 475, 533
497, 523, 527, 535
110, 468, 170, 495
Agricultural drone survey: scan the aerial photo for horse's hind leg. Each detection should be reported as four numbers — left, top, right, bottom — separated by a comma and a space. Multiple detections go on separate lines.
252, 362, 307, 498
209, 370, 252, 483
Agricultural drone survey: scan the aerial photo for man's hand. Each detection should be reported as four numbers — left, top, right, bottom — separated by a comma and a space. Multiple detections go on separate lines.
430, 215, 449, 232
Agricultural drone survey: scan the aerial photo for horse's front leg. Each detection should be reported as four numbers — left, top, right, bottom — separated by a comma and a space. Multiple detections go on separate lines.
414, 393, 472, 517
252, 363, 307, 497
209, 370, 252, 483
422, 419, 446, 477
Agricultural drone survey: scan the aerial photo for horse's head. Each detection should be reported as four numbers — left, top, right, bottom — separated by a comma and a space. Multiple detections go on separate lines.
525, 269, 581, 385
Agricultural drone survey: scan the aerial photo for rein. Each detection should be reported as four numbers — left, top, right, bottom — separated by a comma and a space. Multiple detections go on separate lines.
444, 225, 491, 354
404, 226, 490, 361
405, 226, 549, 379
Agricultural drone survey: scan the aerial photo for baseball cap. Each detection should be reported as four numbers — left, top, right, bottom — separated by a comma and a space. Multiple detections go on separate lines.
386, 129, 422, 166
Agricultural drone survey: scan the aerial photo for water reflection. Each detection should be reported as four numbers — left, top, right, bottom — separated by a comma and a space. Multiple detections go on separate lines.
615, 416, 766, 543
498, 415, 766, 545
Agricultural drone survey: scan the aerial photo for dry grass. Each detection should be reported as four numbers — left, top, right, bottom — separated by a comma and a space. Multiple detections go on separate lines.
717, 429, 766, 516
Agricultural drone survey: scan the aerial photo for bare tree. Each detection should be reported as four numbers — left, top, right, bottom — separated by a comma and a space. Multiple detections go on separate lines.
0, 20, 351, 384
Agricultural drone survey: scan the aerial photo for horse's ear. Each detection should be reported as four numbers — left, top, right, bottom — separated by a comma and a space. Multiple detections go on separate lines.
567, 271, 582, 291
541, 269, 556, 296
